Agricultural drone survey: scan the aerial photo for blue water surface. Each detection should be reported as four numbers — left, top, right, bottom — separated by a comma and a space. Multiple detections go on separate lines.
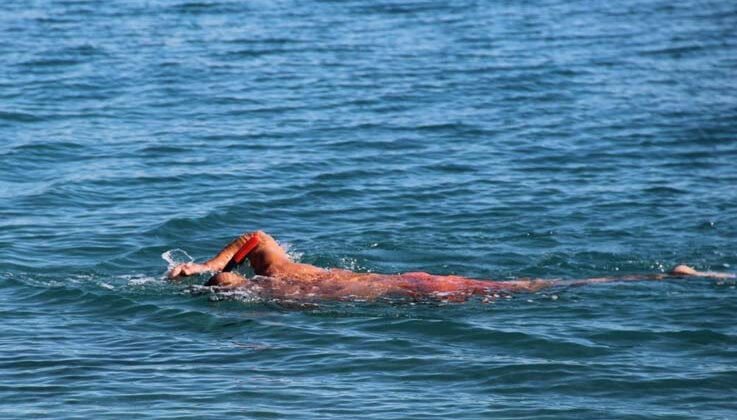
2, 0, 737, 418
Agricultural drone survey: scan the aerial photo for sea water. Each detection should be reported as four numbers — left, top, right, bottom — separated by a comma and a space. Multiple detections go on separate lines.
1, 0, 736, 418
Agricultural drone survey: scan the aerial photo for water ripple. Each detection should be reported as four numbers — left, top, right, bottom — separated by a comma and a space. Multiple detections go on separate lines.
2, 0, 737, 417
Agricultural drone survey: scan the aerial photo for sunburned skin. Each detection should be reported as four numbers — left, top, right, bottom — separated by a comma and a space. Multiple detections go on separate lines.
168, 231, 735, 301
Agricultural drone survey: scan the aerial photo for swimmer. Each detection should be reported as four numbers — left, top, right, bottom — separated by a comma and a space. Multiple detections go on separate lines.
167, 231, 734, 301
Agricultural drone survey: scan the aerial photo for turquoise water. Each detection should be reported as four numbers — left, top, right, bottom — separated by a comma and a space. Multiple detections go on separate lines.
2, 0, 737, 418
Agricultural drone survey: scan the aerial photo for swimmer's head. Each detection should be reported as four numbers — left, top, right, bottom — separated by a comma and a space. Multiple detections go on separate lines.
242, 230, 291, 275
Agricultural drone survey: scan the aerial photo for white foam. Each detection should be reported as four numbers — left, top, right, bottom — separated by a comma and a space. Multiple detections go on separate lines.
161, 248, 194, 269
279, 241, 303, 262
126, 275, 161, 285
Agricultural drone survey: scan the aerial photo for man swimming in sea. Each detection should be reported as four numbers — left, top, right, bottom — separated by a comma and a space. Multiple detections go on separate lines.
167, 230, 734, 301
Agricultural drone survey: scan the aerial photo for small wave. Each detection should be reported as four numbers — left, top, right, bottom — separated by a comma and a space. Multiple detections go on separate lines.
119, 274, 165, 286
0, 110, 44, 123
20, 58, 83, 68
638, 44, 709, 57
170, 1, 219, 14
642, 186, 687, 195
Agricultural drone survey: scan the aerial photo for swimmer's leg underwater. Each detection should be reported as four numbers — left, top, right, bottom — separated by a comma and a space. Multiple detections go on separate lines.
481, 264, 735, 296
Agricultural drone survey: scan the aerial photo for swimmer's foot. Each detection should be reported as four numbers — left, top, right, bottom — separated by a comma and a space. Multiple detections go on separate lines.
669, 264, 735, 279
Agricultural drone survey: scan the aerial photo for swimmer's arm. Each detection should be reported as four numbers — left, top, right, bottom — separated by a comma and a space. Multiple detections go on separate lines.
168, 233, 251, 279
201, 233, 254, 271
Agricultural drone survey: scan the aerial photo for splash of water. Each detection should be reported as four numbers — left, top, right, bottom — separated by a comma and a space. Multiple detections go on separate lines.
161, 248, 194, 270
278, 241, 303, 262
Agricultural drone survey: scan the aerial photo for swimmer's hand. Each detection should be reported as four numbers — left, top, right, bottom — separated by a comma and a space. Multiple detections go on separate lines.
168, 262, 214, 279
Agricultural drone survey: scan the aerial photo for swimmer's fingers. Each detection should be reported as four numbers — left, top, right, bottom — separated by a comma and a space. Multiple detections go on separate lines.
167, 263, 186, 279
168, 262, 212, 279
